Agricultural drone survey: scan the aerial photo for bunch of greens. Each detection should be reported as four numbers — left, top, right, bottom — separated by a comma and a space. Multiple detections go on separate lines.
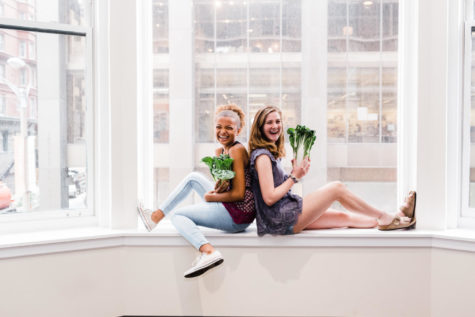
287, 124, 317, 163
201, 154, 236, 182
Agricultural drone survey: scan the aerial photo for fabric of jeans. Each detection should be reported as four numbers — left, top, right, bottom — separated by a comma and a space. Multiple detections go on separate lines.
159, 172, 250, 250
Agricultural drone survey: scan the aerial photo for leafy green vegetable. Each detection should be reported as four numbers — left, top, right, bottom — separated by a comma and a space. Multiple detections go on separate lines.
201, 154, 236, 181
287, 124, 317, 162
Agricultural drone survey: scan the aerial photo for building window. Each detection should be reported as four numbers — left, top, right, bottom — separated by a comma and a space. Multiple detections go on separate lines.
19, 40, 26, 57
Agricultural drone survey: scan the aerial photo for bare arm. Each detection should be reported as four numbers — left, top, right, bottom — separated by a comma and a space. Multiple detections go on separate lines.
255, 154, 310, 206
205, 145, 248, 203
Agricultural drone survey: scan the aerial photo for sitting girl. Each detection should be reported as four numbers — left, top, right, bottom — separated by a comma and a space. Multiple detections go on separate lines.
138, 104, 255, 277
248, 105, 416, 236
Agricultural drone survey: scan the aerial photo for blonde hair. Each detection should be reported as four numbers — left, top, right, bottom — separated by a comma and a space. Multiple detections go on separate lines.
215, 104, 246, 130
248, 105, 286, 159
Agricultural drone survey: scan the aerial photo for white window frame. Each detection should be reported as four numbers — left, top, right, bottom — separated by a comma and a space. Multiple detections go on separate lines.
461, 20, 475, 224
0, 7, 98, 232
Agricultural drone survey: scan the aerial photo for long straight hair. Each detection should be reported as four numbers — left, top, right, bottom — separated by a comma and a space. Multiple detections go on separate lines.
248, 105, 286, 159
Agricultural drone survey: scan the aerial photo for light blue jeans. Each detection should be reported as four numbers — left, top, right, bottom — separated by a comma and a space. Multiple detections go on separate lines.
159, 172, 250, 250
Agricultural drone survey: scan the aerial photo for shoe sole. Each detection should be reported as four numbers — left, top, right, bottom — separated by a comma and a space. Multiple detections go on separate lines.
184, 258, 224, 278
137, 206, 152, 232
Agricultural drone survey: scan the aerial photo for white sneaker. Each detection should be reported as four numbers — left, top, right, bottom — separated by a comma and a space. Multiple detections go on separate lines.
184, 250, 224, 278
137, 201, 157, 232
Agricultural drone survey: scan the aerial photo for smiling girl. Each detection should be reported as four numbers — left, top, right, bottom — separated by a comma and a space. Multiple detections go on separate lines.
137, 104, 255, 278
248, 105, 416, 236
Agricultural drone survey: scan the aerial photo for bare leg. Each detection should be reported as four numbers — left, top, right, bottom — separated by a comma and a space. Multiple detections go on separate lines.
304, 209, 377, 230
293, 181, 394, 233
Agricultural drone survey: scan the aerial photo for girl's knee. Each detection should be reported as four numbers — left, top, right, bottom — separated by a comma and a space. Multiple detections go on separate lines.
329, 181, 346, 197
187, 171, 203, 182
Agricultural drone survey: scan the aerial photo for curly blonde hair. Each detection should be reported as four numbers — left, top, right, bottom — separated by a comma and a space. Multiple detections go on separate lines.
248, 105, 286, 159
215, 104, 246, 130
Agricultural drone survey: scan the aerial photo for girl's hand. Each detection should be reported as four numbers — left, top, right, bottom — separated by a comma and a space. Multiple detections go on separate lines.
214, 179, 230, 193
291, 157, 311, 179
204, 190, 217, 202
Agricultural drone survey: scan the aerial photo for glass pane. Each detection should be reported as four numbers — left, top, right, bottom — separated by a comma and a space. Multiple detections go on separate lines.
216, 0, 247, 53
469, 28, 475, 207
195, 2, 215, 53
0, 30, 87, 214
348, 0, 381, 52
250, 0, 281, 53
382, 1, 398, 51
0, 1, 87, 25
153, 0, 169, 207
328, 0, 347, 53
327, 0, 398, 212
153, 70, 169, 143
282, 0, 301, 52
153, 0, 169, 54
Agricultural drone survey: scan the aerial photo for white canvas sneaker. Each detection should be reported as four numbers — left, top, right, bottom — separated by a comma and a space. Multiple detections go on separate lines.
184, 250, 224, 278
137, 201, 157, 232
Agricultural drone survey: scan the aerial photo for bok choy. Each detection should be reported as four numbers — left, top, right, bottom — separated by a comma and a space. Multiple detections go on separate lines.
287, 124, 317, 163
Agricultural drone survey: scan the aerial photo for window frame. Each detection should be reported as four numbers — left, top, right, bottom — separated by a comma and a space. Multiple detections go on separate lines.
461, 20, 475, 223
0, 11, 97, 231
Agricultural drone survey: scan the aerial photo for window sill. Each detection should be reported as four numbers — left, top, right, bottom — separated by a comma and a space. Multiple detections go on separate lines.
2, 224, 475, 259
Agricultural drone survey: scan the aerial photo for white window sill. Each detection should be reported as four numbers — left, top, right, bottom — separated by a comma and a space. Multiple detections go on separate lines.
2, 224, 475, 259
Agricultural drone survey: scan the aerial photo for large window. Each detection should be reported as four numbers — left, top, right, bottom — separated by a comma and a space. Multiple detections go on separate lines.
151, 0, 398, 211
0, 1, 91, 219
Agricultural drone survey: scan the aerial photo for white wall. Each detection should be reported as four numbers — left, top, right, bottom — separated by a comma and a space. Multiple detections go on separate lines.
0, 246, 440, 316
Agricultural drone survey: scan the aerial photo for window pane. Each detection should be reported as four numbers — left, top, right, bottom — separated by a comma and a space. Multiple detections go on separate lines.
250, 0, 281, 53
348, 0, 380, 52
0, 0, 87, 25
217, 0, 247, 53
327, 0, 398, 212
282, 0, 301, 52
153, 0, 169, 54
195, 1, 215, 53
0, 30, 87, 214
469, 28, 475, 207
153, 0, 170, 205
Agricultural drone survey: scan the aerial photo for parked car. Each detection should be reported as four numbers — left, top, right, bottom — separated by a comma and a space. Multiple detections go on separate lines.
0, 181, 12, 209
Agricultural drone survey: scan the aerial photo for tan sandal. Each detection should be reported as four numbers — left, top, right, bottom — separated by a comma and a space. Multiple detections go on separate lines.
378, 215, 413, 231
399, 191, 417, 229
400, 191, 416, 218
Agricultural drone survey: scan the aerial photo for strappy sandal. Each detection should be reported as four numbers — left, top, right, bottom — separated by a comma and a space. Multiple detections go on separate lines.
378, 215, 413, 231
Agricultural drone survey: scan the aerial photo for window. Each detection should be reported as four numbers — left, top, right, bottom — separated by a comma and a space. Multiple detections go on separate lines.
152, 0, 170, 205
463, 5, 475, 220
327, 0, 398, 211
148, 0, 398, 212
0, 1, 92, 222
19, 40, 26, 57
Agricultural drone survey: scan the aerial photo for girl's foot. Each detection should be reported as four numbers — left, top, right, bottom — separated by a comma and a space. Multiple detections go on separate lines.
377, 211, 412, 231
184, 250, 224, 278
137, 201, 159, 232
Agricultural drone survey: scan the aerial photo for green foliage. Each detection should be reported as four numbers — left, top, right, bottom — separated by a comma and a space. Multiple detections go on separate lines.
201, 154, 236, 181
287, 124, 317, 162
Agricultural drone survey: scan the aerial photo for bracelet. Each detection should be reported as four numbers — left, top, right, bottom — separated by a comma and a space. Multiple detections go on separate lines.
289, 174, 299, 184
